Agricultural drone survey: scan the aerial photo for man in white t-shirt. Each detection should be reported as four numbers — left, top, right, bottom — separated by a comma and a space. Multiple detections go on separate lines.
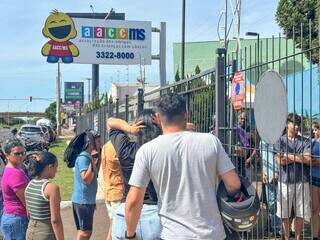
124, 93, 241, 240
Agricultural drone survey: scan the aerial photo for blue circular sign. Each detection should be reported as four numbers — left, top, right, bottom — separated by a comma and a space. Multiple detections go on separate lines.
235, 83, 241, 95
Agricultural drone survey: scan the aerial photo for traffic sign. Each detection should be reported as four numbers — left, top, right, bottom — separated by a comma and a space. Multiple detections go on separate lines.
231, 71, 245, 110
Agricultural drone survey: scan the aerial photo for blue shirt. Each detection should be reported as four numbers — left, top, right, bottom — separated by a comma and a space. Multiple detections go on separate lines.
274, 135, 311, 184
71, 151, 97, 204
311, 140, 320, 178
261, 141, 279, 183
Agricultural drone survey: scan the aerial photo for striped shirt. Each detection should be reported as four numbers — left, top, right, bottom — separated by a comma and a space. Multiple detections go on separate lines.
25, 179, 51, 220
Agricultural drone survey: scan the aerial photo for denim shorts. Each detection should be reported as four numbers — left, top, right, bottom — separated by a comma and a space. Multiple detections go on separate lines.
1, 213, 28, 240
72, 202, 95, 231
112, 203, 161, 240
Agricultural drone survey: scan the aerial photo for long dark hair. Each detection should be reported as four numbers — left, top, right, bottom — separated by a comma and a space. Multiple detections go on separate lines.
136, 109, 162, 145
28, 152, 57, 178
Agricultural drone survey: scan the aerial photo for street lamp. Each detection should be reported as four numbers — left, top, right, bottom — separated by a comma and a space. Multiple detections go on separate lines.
245, 32, 260, 77
245, 32, 260, 65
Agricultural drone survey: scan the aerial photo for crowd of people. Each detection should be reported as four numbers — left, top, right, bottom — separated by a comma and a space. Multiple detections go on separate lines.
236, 111, 320, 240
0, 93, 319, 240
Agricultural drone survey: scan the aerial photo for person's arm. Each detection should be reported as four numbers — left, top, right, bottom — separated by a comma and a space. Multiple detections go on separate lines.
274, 153, 294, 166
215, 136, 241, 194
220, 170, 241, 195
12, 171, 28, 207
125, 186, 146, 239
16, 187, 26, 207
45, 183, 64, 240
80, 163, 95, 184
107, 117, 144, 135
78, 154, 95, 185
284, 152, 311, 165
126, 146, 151, 238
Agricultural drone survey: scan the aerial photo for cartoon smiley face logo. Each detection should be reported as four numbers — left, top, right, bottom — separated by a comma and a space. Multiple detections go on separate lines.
41, 10, 79, 64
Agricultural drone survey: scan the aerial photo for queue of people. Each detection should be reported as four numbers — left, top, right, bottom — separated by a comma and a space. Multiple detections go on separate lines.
1, 93, 320, 240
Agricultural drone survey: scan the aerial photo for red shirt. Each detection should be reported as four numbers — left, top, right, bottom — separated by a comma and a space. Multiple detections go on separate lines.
48, 40, 72, 57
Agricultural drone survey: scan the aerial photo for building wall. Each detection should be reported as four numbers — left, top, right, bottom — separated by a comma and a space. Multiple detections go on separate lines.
173, 38, 309, 78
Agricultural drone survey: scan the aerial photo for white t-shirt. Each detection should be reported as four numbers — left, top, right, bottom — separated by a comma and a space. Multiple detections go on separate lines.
129, 131, 235, 240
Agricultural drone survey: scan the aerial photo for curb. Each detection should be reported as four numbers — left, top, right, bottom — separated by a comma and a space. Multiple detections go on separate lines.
61, 199, 105, 210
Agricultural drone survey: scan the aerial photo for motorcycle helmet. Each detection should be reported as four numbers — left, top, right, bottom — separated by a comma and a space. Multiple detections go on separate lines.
217, 177, 260, 232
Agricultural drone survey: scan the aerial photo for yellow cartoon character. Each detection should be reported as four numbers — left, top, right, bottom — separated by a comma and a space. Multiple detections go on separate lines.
42, 10, 79, 63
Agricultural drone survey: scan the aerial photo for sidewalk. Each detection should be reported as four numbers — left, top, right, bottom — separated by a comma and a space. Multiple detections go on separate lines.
61, 200, 109, 239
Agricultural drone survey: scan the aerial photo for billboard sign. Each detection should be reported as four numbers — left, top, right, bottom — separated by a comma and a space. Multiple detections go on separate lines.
64, 82, 84, 108
41, 11, 152, 65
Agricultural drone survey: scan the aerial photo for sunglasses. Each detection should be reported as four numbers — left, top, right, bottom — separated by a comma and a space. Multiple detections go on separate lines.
11, 151, 26, 157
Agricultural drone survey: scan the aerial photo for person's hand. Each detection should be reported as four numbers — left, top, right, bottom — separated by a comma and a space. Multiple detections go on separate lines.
186, 122, 196, 131
152, 115, 161, 128
262, 174, 268, 184
245, 157, 252, 168
129, 120, 145, 135
91, 150, 99, 165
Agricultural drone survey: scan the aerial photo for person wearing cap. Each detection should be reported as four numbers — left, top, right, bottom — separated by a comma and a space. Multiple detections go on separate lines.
275, 113, 311, 240
71, 130, 101, 240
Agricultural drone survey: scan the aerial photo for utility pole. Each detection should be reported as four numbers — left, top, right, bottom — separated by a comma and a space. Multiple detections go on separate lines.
224, 0, 228, 49
85, 78, 91, 103
235, 0, 242, 58
56, 63, 61, 135
181, 0, 186, 79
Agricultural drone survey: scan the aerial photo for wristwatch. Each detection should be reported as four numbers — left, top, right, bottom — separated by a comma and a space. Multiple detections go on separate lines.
125, 231, 136, 239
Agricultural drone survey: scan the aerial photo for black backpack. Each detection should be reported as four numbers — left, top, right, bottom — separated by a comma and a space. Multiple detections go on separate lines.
64, 132, 87, 168
64, 130, 98, 168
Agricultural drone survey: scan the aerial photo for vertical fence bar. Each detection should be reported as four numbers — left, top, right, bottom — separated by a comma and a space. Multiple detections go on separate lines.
137, 88, 144, 116
215, 48, 226, 144
116, 98, 119, 117
125, 94, 129, 122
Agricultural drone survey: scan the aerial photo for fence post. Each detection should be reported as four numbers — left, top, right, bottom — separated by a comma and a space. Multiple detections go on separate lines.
108, 98, 113, 117
137, 88, 144, 116
228, 59, 238, 155
116, 98, 119, 117
215, 48, 227, 145
125, 94, 129, 122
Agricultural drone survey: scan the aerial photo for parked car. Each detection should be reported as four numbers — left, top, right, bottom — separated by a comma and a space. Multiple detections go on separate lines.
39, 125, 51, 143
17, 124, 48, 151
41, 125, 56, 142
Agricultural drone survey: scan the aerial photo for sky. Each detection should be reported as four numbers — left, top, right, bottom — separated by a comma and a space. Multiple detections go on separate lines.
0, 0, 280, 112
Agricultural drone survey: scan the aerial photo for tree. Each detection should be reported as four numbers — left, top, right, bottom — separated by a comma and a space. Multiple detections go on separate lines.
45, 102, 57, 123
175, 69, 181, 82
195, 65, 201, 75
276, 0, 319, 64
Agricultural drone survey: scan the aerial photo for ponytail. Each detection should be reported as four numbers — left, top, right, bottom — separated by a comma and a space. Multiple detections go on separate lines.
28, 152, 57, 178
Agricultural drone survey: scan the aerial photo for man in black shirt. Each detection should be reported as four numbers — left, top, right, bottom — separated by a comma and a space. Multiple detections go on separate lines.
107, 109, 162, 240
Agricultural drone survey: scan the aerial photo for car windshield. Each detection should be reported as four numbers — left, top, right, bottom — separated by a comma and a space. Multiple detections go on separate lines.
21, 127, 42, 133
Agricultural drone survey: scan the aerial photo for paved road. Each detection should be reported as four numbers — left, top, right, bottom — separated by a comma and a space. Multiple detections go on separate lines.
0, 128, 13, 144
